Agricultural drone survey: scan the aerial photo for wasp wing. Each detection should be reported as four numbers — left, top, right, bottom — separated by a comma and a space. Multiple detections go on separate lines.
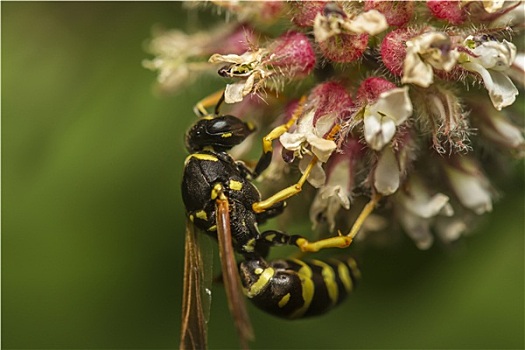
216, 197, 254, 349
179, 220, 212, 350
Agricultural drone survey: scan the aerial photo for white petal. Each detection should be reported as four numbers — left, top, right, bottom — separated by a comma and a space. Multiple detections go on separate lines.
344, 10, 388, 36
435, 217, 467, 243
307, 135, 337, 162
462, 62, 518, 110
402, 56, 434, 87
480, 112, 525, 149
224, 82, 248, 103
374, 147, 400, 195
363, 113, 396, 151
445, 165, 493, 214
279, 132, 307, 152
299, 156, 326, 188
398, 211, 434, 250
372, 87, 413, 125
410, 193, 452, 219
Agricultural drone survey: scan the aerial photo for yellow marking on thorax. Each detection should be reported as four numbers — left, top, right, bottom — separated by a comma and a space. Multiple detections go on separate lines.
195, 210, 208, 221
211, 183, 223, 200
221, 132, 232, 138
229, 179, 243, 191
289, 259, 314, 319
311, 260, 339, 306
244, 267, 275, 298
185, 153, 218, 165
208, 225, 217, 232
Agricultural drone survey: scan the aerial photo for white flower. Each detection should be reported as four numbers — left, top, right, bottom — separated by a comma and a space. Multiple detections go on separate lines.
280, 110, 338, 187
309, 158, 352, 231
460, 36, 518, 110
402, 32, 460, 87
462, 0, 506, 13
443, 157, 493, 215
142, 29, 213, 92
314, 8, 387, 43
373, 146, 400, 196
209, 49, 270, 103
476, 107, 525, 155
363, 87, 413, 151
395, 175, 454, 249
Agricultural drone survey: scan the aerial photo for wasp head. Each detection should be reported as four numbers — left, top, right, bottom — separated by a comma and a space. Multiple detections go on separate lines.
185, 115, 256, 152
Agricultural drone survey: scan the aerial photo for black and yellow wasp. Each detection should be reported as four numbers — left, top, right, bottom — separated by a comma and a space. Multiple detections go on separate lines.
180, 91, 371, 349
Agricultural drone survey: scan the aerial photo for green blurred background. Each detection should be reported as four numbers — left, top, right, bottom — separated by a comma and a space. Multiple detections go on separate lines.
2, 2, 524, 349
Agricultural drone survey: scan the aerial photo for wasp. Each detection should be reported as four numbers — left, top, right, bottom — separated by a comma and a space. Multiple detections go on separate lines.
180, 91, 375, 349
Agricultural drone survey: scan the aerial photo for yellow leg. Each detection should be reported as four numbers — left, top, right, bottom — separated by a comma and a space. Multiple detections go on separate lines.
252, 155, 318, 213
193, 89, 225, 116
252, 123, 341, 213
295, 193, 382, 252
262, 96, 306, 154
252, 96, 307, 177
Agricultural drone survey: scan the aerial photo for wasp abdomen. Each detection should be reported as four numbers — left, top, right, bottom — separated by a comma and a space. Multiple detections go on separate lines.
240, 257, 360, 319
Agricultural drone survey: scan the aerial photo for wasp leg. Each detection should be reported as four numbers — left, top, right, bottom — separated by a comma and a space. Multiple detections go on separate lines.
295, 193, 382, 252
193, 89, 225, 117
252, 124, 341, 214
256, 193, 382, 253
252, 96, 307, 178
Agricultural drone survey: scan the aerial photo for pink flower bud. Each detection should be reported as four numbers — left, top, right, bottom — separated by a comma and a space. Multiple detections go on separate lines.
289, 1, 327, 27
264, 31, 316, 76
318, 32, 369, 63
426, 0, 467, 25
380, 28, 414, 77
309, 81, 354, 124
356, 77, 397, 105
364, 0, 414, 27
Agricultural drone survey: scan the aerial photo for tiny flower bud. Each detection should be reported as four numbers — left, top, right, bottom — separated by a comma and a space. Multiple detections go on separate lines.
264, 31, 316, 77
381, 28, 414, 77
364, 0, 415, 27
427, 0, 467, 25
411, 85, 471, 154
289, 0, 327, 27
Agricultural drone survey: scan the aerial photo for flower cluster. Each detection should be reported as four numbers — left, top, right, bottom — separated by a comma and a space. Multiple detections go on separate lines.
145, 1, 524, 250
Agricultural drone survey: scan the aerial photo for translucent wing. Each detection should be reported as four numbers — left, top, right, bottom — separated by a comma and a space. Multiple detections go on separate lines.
179, 220, 213, 350
216, 197, 254, 349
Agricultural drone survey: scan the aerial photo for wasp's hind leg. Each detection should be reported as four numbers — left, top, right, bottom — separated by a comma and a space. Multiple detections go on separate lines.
258, 193, 382, 253
295, 193, 383, 252
193, 89, 225, 117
